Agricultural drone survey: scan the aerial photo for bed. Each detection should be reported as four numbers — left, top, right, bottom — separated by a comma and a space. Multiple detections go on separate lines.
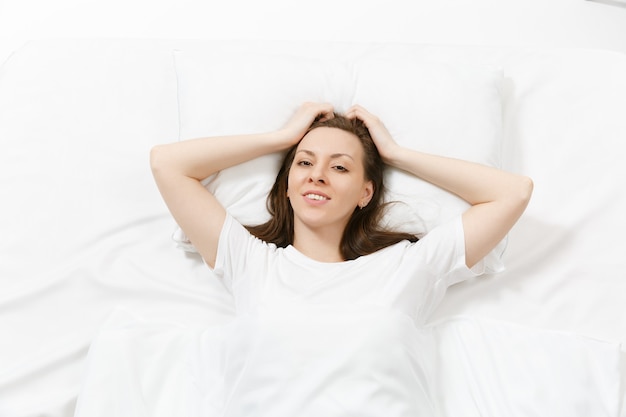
0, 39, 624, 416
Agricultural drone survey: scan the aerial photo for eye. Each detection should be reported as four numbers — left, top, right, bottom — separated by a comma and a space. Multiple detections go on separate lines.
333, 165, 348, 172
297, 160, 312, 167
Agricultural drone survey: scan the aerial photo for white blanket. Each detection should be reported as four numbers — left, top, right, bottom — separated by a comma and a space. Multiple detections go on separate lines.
72, 308, 621, 417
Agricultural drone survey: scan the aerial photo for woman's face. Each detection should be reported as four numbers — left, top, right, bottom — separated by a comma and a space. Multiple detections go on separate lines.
287, 127, 374, 235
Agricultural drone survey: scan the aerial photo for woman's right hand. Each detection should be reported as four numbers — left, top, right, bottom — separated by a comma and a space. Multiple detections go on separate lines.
278, 102, 335, 147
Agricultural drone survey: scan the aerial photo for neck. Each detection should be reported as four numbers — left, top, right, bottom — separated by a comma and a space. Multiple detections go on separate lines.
292, 223, 345, 263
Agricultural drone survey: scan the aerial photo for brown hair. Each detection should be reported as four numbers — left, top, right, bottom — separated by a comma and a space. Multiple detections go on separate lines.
245, 113, 418, 260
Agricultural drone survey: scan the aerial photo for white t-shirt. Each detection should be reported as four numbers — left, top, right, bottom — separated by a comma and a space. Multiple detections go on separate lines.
208, 213, 484, 417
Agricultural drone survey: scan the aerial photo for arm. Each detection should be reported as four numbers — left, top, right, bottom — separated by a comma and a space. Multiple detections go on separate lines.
150, 102, 335, 267
346, 105, 533, 269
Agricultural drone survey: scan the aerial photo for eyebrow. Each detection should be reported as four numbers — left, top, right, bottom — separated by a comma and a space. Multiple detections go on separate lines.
296, 149, 355, 161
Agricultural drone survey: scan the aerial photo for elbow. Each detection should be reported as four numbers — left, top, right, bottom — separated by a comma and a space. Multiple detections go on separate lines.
520, 175, 534, 202
513, 175, 534, 209
150, 145, 169, 176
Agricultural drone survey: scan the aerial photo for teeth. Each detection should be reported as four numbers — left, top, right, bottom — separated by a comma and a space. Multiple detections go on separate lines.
305, 194, 328, 201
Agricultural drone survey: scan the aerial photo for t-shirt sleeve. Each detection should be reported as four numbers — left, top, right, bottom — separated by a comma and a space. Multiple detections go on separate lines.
407, 214, 504, 321
211, 213, 271, 292
414, 214, 504, 283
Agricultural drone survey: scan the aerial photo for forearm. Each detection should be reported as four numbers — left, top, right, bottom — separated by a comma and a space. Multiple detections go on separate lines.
150, 131, 289, 181
387, 146, 532, 206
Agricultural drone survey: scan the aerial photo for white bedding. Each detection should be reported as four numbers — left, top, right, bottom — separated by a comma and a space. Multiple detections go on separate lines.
0, 39, 625, 416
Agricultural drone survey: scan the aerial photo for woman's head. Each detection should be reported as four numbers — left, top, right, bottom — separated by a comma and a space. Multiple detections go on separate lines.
246, 113, 417, 259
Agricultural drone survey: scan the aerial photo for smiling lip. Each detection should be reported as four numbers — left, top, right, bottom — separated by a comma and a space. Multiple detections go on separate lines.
302, 191, 331, 204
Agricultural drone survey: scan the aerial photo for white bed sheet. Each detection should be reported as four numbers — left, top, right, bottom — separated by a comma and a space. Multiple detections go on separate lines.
0, 39, 624, 416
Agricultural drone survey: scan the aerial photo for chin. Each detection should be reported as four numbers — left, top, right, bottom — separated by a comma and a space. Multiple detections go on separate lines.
295, 212, 350, 232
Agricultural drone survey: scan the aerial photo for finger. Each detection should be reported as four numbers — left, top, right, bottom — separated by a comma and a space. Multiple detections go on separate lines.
345, 105, 358, 117
345, 106, 360, 119
317, 102, 335, 120
346, 106, 372, 124
300, 101, 332, 114
347, 104, 369, 114
318, 109, 334, 120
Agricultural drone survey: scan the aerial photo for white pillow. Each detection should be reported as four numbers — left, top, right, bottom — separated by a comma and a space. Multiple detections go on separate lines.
172, 44, 506, 271
349, 57, 504, 234
172, 48, 351, 243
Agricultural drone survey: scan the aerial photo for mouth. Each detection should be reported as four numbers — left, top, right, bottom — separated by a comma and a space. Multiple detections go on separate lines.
302, 192, 330, 203
304, 193, 329, 201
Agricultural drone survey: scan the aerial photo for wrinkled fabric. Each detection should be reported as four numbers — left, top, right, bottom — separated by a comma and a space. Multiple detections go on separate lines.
74, 309, 622, 417
74, 215, 621, 417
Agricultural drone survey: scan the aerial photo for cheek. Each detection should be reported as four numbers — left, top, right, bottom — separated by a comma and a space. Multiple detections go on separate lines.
338, 177, 365, 199
286, 169, 301, 195
287, 165, 307, 185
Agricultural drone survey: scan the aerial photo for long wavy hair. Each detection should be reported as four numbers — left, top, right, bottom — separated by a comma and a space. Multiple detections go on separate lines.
245, 113, 418, 260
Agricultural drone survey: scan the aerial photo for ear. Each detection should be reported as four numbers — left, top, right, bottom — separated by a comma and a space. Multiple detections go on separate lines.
360, 180, 374, 207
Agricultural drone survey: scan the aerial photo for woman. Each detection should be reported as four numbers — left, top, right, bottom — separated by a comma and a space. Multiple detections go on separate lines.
149, 102, 533, 415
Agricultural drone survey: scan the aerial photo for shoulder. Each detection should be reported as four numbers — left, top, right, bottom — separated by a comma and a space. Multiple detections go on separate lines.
212, 213, 279, 274
397, 215, 467, 271
409, 215, 463, 250
220, 213, 277, 251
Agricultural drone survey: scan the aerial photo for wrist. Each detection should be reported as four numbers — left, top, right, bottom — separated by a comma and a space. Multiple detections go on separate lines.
381, 144, 405, 167
273, 128, 303, 150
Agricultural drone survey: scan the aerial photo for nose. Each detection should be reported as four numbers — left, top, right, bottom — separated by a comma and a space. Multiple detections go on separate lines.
309, 167, 327, 184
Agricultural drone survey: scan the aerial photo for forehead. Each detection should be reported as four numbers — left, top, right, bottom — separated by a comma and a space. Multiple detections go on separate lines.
297, 127, 362, 155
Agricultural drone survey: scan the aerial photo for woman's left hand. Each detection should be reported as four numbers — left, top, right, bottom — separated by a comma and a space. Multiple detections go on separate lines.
345, 104, 400, 165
